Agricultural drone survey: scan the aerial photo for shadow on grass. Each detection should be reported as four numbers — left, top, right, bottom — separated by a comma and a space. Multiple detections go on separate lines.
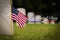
0, 34, 14, 40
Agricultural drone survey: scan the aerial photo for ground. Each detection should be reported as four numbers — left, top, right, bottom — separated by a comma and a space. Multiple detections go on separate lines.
0, 23, 60, 40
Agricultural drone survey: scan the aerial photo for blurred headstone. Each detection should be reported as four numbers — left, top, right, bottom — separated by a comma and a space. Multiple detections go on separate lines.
17, 8, 26, 26
50, 20, 55, 24
35, 15, 42, 24
50, 16, 56, 24
17, 8, 26, 15
28, 12, 35, 24
0, 0, 13, 35
42, 17, 49, 24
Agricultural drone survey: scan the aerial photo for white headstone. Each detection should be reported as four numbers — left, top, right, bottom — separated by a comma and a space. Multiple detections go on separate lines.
28, 12, 35, 24
0, 0, 13, 35
17, 8, 26, 15
42, 17, 49, 24
35, 15, 42, 24
17, 8, 26, 26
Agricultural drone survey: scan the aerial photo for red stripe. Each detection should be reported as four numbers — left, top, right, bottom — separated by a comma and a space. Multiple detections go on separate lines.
12, 12, 27, 28
18, 13, 25, 25
18, 12, 27, 27
18, 12, 27, 23
12, 13, 22, 27
17, 15, 23, 27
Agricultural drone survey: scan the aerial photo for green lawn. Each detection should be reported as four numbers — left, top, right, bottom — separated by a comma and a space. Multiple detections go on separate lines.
0, 23, 60, 40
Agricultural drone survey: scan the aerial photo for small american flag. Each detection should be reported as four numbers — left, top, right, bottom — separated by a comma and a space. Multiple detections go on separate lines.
12, 7, 27, 28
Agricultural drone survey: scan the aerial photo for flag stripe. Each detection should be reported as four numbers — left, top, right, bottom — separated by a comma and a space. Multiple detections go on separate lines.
12, 14, 23, 27
19, 12, 27, 21
18, 13, 27, 24
17, 14, 24, 27
18, 13, 25, 24
18, 12, 27, 25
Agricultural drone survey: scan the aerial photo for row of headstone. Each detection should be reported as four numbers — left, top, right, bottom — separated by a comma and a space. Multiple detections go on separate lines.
27, 12, 55, 24
17, 8, 58, 24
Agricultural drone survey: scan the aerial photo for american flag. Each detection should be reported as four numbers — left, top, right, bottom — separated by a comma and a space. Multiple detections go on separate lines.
12, 7, 27, 28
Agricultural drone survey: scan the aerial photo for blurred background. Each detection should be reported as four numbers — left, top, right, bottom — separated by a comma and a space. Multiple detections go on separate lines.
12, 0, 60, 23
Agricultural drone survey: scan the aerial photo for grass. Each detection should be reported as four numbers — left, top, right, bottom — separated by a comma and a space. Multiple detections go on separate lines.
0, 23, 60, 40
